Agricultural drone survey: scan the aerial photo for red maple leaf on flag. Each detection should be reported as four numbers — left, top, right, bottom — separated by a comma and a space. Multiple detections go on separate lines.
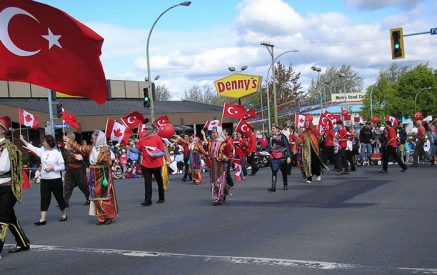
299, 118, 304, 123
25, 114, 33, 122
113, 128, 123, 137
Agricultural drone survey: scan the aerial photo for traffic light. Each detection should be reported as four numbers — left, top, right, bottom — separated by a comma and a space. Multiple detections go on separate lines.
390, 28, 404, 59
143, 87, 150, 108
56, 103, 63, 118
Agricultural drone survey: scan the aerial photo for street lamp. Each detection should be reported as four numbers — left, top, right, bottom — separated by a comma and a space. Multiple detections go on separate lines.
261, 44, 299, 131
146, 1, 191, 120
228, 66, 247, 72
369, 85, 375, 118
414, 86, 432, 113
311, 65, 322, 115
338, 72, 347, 112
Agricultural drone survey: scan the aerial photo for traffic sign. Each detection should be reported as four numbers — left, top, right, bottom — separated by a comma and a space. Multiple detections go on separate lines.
431, 28, 437, 35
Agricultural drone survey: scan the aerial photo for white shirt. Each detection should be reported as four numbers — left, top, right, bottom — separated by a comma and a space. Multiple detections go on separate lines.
25, 143, 65, 179
0, 137, 11, 185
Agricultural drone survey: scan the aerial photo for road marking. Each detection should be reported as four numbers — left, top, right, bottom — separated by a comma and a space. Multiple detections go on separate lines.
11, 244, 437, 273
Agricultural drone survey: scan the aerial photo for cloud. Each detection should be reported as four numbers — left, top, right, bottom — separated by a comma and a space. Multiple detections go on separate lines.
346, 0, 424, 10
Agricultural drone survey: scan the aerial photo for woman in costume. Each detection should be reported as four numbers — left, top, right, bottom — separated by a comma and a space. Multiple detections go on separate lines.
267, 124, 291, 191
298, 115, 327, 184
64, 130, 118, 225
187, 136, 203, 184
198, 127, 230, 206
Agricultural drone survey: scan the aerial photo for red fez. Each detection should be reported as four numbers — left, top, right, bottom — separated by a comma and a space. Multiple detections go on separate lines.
0, 116, 11, 132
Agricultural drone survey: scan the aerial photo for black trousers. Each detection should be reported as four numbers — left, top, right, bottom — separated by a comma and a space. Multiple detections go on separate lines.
182, 156, 191, 180
64, 167, 89, 204
322, 146, 336, 169
141, 166, 164, 203
0, 185, 30, 252
40, 178, 66, 211
247, 153, 259, 175
335, 149, 349, 172
226, 160, 234, 187
382, 146, 407, 171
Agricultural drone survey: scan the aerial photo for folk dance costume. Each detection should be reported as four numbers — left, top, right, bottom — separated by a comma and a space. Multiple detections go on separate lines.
298, 115, 327, 184
188, 138, 203, 184
0, 116, 30, 257
233, 135, 247, 182
68, 131, 118, 225
267, 125, 291, 191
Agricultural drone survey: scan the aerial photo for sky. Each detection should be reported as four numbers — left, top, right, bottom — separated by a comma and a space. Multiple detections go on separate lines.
38, 0, 437, 100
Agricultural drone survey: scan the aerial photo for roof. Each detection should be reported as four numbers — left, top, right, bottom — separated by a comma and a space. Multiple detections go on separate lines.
0, 99, 223, 116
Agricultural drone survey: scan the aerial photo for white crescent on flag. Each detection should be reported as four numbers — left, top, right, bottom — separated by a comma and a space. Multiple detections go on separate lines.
228, 107, 236, 115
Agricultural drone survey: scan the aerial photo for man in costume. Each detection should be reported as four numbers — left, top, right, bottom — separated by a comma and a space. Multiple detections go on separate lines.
0, 116, 30, 257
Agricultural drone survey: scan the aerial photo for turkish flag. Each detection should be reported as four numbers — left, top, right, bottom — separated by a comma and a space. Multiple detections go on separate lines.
318, 111, 338, 129
19, 108, 38, 128
121, 111, 144, 129
223, 102, 246, 119
152, 115, 170, 128
22, 170, 30, 189
105, 119, 132, 145
243, 108, 256, 120
235, 119, 252, 138
0, 0, 107, 104
61, 109, 79, 129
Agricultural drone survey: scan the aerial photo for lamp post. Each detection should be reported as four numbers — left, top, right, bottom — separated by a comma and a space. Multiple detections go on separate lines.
260, 42, 278, 126
261, 46, 299, 131
414, 86, 432, 113
228, 66, 248, 105
338, 72, 347, 112
311, 65, 322, 115
369, 85, 375, 118
146, 1, 191, 120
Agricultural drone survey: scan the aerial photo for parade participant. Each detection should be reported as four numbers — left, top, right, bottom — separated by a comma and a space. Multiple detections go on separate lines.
267, 124, 291, 191
321, 123, 336, 168
0, 116, 30, 257
346, 126, 358, 171
359, 122, 373, 165
61, 132, 90, 207
412, 120, 434, 166
397, 122, 408, 162
233, 132, 247, 182
298, 115, 327, 184
177, 135, 192, 182
197, 126, 231, 206
247, 129, 259, 176
379, 121, 408, 173
335, 121, 349, 175
288, 125, 299, 165
20, 134, 67, 225
188, 135, 203, 184
222, 128, 234, 189
65, 130, 118, 225
136, 123, 167, 206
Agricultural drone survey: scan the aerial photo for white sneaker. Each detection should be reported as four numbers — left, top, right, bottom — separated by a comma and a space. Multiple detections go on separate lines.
316, 176, 322, 181
306, 180, 311, 184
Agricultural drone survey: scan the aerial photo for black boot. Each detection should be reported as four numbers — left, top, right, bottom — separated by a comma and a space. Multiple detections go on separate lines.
283, 182, 288, 190
268, 175, 277, 192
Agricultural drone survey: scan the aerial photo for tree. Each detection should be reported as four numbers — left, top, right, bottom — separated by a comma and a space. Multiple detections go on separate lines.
154, 84, 171, 101
182, 84, 216, 104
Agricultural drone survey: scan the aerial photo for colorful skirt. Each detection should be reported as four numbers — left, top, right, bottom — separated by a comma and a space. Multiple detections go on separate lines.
88, 165, 118, 222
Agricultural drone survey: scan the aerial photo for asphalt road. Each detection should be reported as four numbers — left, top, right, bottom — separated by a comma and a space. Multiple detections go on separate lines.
1, 164, 437, 275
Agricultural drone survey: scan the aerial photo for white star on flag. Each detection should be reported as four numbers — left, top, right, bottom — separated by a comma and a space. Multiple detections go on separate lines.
42, 28, 62, 49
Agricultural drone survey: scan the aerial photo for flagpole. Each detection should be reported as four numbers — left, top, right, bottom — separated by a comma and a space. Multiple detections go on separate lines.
18, 108, 22, 136
221, 102, 225, 124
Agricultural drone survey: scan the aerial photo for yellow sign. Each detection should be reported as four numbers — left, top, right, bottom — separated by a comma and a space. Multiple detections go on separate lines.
214, 73, 262, 99
55, 91, 83, 98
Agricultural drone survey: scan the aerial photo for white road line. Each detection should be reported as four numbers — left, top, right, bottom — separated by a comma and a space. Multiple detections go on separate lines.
14, 244, 437, 274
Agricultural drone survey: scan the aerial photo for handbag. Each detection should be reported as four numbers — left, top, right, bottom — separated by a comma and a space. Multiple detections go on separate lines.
271, 151, 283, 159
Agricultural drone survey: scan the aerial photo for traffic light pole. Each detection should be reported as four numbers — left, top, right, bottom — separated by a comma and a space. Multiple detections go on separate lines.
47, 90, 55, 135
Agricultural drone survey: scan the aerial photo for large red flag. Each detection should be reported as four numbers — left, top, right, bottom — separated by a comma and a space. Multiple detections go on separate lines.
235, 119, 253, 138
121, 111, 144, 129
223, 102, 246, 119
0, 0, 107, 104
61, 109, 79, 129
243, 108, 256, 120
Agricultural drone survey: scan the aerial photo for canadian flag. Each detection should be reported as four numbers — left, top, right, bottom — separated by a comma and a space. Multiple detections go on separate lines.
121, 111, 144, 129
105, 119, 132, 145
243, 108, 256, 120
223, 102, 246, 119
19, 108, 39, 129
152, 115, 170, 128
203, 120, 221, 130
235, 119, 252, 138
295, 113, 306, 128
386, 115, 398, 126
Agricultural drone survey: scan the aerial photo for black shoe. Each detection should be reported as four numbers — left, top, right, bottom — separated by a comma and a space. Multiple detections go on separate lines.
83, 201, 90, 206
96, 220, 105, 225
34, 221, 46, 226
401, 167, 407, 172
378, 170, 387, 173
182, 178, 187, 182
268, 188, 276, 192
141, 201, 152, 206
104, 219, 113, 225
157, 199, 165, 204
212, 202, 220, 206
283, 184, 288, 190
59, 215, 68, 222
8, 245, 30, 253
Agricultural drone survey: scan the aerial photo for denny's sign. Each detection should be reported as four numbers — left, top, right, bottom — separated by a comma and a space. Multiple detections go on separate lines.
214, 74, 262, 99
